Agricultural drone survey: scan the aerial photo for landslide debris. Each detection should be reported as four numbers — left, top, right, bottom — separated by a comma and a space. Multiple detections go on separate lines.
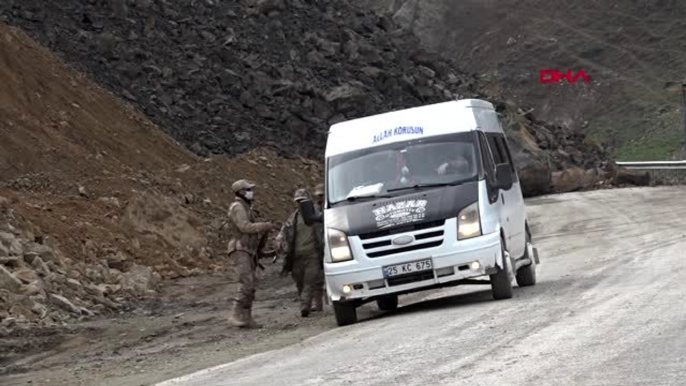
0, 23, 321, 340
0, 0, 615, 196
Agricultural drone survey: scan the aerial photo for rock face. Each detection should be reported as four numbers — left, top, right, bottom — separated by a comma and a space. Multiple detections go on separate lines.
0, 1, 477, 159
0, 0, 614, 196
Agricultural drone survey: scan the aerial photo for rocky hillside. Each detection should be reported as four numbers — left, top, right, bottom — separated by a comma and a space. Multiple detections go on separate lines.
357, 0, 686, 161
0, 0, 475, 158
1, 0, 616, 196
0, 23, 322, 336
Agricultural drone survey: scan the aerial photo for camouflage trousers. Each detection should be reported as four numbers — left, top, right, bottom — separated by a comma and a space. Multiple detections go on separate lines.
231, 251, 257, 309
291, 255, 324, 312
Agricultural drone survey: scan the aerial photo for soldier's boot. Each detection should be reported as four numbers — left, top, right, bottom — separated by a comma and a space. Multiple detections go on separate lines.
300, 298, 311, 318
311, 292, 324, 312
244, 308, 262, 329
228, 305, 248, 328
300, 307, 310, 318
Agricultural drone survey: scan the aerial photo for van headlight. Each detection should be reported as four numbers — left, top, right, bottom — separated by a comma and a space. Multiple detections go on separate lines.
457, 202, 482, 240
328, 229, 353, 262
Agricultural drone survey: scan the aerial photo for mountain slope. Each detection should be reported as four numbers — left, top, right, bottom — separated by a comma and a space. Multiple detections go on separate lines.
0, 0, 478, 158
0, 0, 615, 196
358, 0, 686, 161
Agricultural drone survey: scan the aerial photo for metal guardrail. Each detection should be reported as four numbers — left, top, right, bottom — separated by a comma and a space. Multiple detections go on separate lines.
616, 161, 686, 170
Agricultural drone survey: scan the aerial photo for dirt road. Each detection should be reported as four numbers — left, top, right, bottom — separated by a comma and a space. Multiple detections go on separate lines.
156, 186, 686, 386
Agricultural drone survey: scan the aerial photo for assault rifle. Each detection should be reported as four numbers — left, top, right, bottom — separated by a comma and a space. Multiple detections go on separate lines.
255, 231, 276, 270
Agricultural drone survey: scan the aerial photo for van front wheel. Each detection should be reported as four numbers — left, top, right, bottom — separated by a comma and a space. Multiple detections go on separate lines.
333, 301, 357, 326
490, 239, 514, 300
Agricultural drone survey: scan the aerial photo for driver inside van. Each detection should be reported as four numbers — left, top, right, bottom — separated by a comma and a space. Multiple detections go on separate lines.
437, 154, 470, 176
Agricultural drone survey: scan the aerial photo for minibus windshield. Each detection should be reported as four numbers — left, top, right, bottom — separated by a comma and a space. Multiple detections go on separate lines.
327, 132, 480, 206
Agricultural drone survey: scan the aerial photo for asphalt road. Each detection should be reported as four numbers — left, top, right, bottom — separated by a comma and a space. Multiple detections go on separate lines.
157, 187, 686, 386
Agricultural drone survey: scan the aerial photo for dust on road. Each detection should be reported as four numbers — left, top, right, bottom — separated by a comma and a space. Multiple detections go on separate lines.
158, 186, 686, 386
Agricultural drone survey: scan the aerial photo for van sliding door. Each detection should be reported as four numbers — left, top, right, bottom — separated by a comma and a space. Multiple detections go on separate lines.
486, 133, 526, 258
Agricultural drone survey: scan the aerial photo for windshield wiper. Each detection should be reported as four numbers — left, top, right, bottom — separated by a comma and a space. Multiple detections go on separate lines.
330, 194, 393, 206
387, 180, 469, 193
346, 194, 393, 202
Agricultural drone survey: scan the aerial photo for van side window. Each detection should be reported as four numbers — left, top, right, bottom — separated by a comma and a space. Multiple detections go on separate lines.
478, 132, 495, 179
496, 136, 517, 175
478, 132, 499, 203
486, 134, 506, 165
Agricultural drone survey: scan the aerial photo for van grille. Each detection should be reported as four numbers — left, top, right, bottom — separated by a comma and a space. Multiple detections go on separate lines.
359, 220, 445, 259
359, 220, 445, 240
366, 240, 443, 258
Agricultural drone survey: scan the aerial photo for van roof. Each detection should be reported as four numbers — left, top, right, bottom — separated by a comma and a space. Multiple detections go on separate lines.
326, 99, 498, 157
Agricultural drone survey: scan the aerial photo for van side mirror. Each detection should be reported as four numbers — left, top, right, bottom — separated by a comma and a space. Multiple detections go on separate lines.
495, 163, 513, 191
298, 199, 323, 225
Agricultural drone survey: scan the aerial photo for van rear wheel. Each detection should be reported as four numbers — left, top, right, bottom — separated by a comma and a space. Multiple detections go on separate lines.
490, 239, 514, 300
376, 295, 398, 311
333, 301, 357, 326
516, 232, 537, 287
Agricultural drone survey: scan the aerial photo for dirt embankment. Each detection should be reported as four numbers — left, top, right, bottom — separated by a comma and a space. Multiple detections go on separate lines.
0, 22, 324, 378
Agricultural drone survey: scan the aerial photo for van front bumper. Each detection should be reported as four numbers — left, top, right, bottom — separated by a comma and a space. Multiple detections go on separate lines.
325, 231, 502, 302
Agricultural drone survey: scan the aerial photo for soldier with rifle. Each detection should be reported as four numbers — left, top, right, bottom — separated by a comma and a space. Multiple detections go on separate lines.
275, 188, 325, 317
226, 179, 279, 328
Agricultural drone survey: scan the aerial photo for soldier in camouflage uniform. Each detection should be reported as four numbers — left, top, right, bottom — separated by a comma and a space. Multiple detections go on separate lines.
275, 188, 325, 317
227, 179, 278, 328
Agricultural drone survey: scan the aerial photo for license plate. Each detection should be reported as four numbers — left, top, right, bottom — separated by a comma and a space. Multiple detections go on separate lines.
383, 259, 433, 278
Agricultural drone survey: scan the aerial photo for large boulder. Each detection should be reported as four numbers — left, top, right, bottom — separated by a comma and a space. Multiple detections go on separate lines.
121, 264, 158, 296
517, 159, 552, 197
0, 266, 22, 292
13, 268, 40, 285
615, 169, 651, 186
507, 123, 553, 196
49, 294, 80, 314
551, 166, 588, 193
0, 232, 23, 256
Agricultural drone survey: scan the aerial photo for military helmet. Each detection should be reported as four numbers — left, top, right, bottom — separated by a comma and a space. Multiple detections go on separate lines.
231, 179, 256, 193
293, 188, 312, 202
313, 183, 324, 196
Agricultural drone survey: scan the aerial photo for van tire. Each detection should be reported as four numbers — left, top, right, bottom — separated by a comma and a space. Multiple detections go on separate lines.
377, 295, 399, 311
333, 301, 357, 326
516, 233, 537, 287
490, 239, 514, 300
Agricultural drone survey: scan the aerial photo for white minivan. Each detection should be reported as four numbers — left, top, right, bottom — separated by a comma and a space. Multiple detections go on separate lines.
321, 99, 540, 326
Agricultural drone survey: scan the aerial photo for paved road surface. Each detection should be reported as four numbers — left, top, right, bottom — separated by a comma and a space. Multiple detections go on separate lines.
158, 187, 686, 386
